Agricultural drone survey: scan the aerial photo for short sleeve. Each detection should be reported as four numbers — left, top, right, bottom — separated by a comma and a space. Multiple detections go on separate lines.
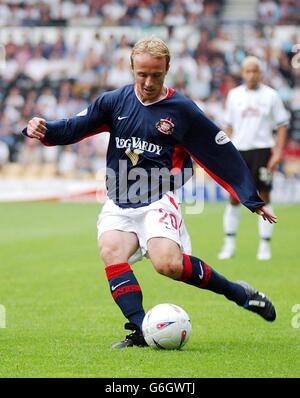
223, 90, 234, 128
271, 92, 290, 128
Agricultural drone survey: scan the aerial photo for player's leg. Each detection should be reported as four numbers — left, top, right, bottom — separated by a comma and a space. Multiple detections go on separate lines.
255, 149, 274, 260
99, 230, 147, 348
218, 194, 240, 260
97, 199, 149, 348
148, 238, 249, 305
147, 238, 276, 321
257, 190, 273, 260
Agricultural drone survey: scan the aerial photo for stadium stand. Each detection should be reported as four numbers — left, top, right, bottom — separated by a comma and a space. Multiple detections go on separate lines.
257, 0, 300, 24
0, 0, 299, 187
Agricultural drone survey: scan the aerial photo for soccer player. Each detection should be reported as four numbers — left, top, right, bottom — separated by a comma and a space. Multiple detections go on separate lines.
218, 56, 289, 261
23, 38, 277, 348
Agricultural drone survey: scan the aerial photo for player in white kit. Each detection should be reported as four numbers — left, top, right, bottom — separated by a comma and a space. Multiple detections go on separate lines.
219, 56, 289, 261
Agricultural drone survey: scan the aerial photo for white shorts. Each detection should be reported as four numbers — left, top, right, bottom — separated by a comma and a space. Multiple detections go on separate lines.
97, 192, 192, 264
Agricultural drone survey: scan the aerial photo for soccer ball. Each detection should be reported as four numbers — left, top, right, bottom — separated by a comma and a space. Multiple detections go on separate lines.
142, 303, 191, 350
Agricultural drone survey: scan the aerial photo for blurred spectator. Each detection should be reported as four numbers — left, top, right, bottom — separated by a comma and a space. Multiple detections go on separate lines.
0, 0, 224, 28
283, 138, 300, 176
58, 146, 78, 177
36, 87, 58, 119
0, 115, 15, 158
257, 0, 281, 24
24, 47, 49, 82
279, 0, 300, 23
4, 88, 24, 122
76, 141, 95, 176
102, 0, 127, 25
18, 137, 43, 166
106, 57, 133, 89
257, 0, 300, 24
187, 56, 212, 100
204, 93, 226, 127
245, 29, 269, 61
0, 141, 9, 169
288, 82, 300, 142
164, 1, 186, 27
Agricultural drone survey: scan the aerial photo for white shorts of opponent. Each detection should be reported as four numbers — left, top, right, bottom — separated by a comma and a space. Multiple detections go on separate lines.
97, 191, 192, 265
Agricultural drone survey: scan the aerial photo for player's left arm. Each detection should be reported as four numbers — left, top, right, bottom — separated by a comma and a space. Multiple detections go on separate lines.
22, 94, 111, 146
267, 92, 290, 172
267, 125, 288, 172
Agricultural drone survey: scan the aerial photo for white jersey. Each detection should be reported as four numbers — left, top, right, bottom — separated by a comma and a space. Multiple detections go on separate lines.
224, 84, 289, 151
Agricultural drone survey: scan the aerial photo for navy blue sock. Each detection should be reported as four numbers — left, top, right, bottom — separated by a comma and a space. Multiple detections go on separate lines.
105, 263, 145, 330
180, 254, 247, 306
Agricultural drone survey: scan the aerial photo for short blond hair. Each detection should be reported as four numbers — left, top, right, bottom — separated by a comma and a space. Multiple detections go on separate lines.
130, 37, 170, 69
242, 56, 262, 71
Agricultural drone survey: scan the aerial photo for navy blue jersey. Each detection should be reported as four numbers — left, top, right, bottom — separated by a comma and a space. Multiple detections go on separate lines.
22, 85, 264, 211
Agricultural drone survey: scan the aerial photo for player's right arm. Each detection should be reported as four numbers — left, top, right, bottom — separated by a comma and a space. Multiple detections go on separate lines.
26, 117, 47, 140
23, 95, 111, 146
267, 91, 290, 172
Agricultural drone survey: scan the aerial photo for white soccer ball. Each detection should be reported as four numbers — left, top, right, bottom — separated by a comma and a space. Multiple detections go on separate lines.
142, 303, 191, 350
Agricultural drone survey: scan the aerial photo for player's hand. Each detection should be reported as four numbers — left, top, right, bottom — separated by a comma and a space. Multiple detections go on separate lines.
267, 148, 282, 172
26, 117, 47, 140
255, 206, 277, 224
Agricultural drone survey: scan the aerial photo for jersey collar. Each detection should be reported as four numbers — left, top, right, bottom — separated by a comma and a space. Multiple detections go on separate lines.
244, 83, 262, 92
134, 86, 174, 106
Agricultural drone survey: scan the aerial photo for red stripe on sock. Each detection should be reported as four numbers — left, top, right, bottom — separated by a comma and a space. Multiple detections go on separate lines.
105, 262, 132, 281
199, 263, 212, 288
112, 284, 141, 300
181, 254, 193, 282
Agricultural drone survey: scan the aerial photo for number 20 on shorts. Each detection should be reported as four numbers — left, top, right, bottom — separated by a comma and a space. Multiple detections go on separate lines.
159, 208, 179, 230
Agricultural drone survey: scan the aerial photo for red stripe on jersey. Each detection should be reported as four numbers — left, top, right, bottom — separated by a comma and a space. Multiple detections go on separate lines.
166, 87, 175, 99
89, 123, 110, 136
171, 145, 188, 174
41, 140, 57, 147
181, 253, 193, 282
105, 262, 132, 281
112, 284, 141, 299
166, 194, 179, 210
185, 149, 240, 202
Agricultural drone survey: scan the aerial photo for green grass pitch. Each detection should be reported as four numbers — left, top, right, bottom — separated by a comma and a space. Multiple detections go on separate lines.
0, 201, 299, 378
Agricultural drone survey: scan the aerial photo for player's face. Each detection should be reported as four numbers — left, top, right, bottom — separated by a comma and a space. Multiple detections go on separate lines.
132, 53, 169, 104
242, 63, 261, 89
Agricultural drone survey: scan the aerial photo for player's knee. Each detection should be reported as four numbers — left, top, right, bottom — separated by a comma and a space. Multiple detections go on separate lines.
153, 258, 183, 279
99, 244, 124, 265
148, 240, 183, 278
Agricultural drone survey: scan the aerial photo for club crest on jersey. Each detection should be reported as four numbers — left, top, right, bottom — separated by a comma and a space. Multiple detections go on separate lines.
155, 118, 174, 135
